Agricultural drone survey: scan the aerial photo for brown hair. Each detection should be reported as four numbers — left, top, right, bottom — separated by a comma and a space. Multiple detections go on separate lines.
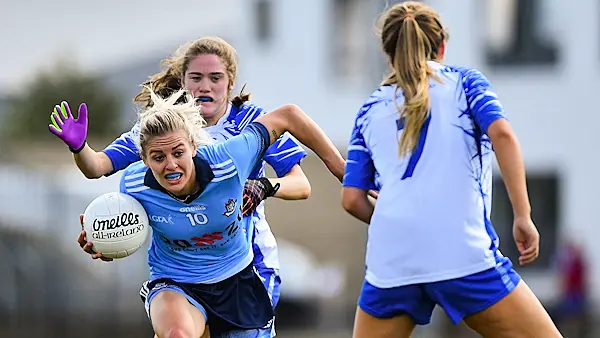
133, 36, 250, 109
379, 2, 448, 156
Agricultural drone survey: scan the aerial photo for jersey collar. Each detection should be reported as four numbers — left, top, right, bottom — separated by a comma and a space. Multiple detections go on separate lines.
143, 154, 215, 204
212, 102, 234, 128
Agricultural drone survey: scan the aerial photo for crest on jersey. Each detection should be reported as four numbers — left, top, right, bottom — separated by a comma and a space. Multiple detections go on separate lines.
223, 198, 237, 217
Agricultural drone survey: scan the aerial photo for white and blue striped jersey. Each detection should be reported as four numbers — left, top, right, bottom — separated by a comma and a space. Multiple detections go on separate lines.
120, 123, 270, 284
343, 61, 507, 288
104, 102, 307, 274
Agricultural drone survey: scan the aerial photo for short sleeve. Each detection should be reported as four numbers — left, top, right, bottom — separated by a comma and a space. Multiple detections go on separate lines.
460, 68, 506, 134
342, 119, 377, 191
263, 133, 307, 177
102, 122, 142, 176
221, 122, 270, 182
235, 104, 306, 177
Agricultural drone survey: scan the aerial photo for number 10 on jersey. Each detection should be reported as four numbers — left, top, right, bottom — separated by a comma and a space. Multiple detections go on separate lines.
185, 213, 208, 226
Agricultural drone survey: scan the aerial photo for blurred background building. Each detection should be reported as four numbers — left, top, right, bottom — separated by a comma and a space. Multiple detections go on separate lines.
0, 0, 598, 337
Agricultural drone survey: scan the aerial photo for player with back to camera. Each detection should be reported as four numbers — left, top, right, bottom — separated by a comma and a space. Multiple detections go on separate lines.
47, 37, 317, 334
341, 2, 562, 338
68, 88, 344, 338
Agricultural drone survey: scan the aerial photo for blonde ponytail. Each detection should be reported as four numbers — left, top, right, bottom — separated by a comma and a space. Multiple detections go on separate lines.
379, 2, 447, 156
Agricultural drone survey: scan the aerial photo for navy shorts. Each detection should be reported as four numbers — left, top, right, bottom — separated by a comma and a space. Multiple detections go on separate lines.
358, 257, 521, 325
140, 263, 274, 337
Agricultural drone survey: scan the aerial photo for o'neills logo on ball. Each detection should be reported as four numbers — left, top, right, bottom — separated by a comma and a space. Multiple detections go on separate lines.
92, 212, 140, 231
90, 212, 145, 240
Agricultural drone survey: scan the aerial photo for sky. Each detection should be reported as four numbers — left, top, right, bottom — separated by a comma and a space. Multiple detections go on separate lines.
0, 0, 237, 93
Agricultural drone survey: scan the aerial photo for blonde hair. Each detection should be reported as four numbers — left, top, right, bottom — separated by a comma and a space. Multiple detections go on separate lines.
133, 36, 251, 109
135, 88, 214, 157
379, 2, 448, 156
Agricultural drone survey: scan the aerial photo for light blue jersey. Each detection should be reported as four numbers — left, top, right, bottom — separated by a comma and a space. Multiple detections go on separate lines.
343, 62, 507, 288
120, 122, 270, 284
105, 102, 306, 280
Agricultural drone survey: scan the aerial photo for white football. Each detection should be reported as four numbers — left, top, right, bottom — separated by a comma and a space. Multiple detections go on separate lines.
82, 192, 149, 259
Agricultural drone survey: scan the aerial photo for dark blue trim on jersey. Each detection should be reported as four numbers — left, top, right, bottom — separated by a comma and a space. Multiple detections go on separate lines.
143, 155, 215, 204
247, 121, 271, 160
396, 115, 432, 180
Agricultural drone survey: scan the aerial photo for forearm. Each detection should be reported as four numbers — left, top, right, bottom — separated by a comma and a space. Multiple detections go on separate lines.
73, 144, 112, 179
342, 189, 375, 224
262, 105, 345, 181
494, 134, 531, 218
347, 201, 374, 224
269, 176, 311, 200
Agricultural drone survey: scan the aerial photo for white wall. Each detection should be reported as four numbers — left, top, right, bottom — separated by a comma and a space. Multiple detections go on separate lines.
0, 0, 241, 93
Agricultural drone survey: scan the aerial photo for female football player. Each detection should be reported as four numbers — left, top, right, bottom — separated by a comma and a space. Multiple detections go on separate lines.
341, 2, 561, 337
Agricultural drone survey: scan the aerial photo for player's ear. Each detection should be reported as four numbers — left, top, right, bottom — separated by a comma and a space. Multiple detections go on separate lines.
437, 40, 446, 61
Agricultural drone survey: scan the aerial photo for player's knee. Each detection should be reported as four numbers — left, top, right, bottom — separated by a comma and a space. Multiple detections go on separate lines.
155, 320, 199, 338
161, 326, 195, 338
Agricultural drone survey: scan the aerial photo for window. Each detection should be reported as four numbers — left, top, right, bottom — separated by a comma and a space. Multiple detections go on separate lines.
331, 0, 375, 83
491, 173, 560, 270
254, 0, 273, 43
485, 0, 558, 66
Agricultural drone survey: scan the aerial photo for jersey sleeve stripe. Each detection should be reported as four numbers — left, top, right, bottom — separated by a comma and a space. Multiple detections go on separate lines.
267, 148, 305, 161
239, 106, 263, 131
104, 145, 134, 155
125, 179, 145, 187
209, 159, 234, 169
124, 172, 146, 181
212, 170, 238, 182
123, 171, 148, 193
264, 147, 303, 158
347, 145, 368, 152
127, 186, 150, 193
213, 165, 236, 176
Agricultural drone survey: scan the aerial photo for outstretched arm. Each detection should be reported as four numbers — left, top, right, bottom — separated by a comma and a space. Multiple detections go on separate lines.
48, 101, 135, 178
73, 145, 114, 179
254, 104, 345, 182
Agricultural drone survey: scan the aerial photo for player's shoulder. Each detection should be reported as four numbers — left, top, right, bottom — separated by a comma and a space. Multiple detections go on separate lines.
354, 85, 396, 123
195, 145, 233, 167
193, 148, 239, 184
232, 102, 266, 124
444, 65, 491, 89
123, 160, 147, 176
121, 161, 150, 194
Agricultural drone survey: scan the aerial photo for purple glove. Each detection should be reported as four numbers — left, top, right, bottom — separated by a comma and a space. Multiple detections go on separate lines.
48, 101, 88, 153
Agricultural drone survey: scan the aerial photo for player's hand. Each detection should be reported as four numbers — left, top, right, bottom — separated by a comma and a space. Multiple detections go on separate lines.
77, 214, 113, 262
48, 101, 88, 153
242, 178, 280, 217
512, 216, 539, 266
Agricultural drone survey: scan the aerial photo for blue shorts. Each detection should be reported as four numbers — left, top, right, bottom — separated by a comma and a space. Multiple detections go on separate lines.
254, 266, 281, 309
358, 258, 521, 325
140, 264, 274, 337
251, 265, 281, 337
